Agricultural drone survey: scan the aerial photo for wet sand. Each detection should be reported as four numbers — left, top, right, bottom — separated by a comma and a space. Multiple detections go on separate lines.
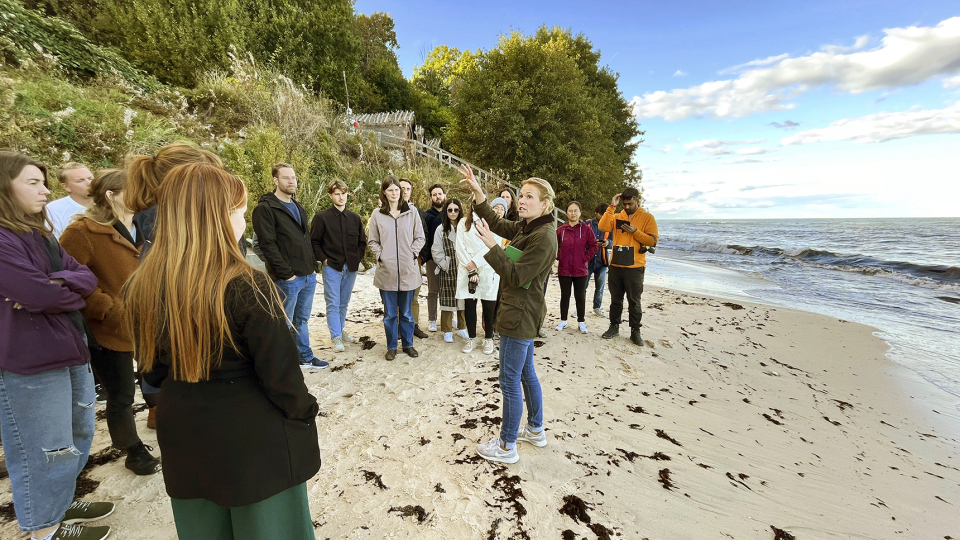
2, 272, 958, 539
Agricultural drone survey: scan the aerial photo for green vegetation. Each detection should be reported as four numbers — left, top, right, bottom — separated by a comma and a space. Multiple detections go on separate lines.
3, 1, 643, 224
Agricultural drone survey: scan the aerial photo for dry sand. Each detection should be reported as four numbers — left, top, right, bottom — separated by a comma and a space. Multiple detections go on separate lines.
2, 272, 958, 540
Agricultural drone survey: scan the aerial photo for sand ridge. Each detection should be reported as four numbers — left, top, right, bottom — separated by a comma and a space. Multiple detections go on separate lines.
1, 272, 957, 539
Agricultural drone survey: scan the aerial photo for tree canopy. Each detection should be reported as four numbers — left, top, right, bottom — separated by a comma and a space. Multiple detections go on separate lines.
445, 27, 643, 205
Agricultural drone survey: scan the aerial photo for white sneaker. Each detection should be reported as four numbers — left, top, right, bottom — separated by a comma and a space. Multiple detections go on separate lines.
332, 336, 345, 352
428, 320, 438, 332
457, 329, 469, 340
517, 425, 548, 447
593, 308, 605, 318
341, 332, 356, 343
556, 320, 567, 331
482, 338, 495, 355
444, 332, 453, 343
476, 437, 519, 464
579, 322, 588, 334
462, 338, 477, 353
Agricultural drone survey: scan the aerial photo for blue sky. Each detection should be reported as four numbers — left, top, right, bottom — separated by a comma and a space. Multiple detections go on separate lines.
355, 1, 960, 218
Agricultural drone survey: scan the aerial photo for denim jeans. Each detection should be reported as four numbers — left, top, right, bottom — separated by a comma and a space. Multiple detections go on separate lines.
0, 365, 95, 532
379, 289, 415, 350
590, 265, 607, 309
497, 335, 543, 444
322, 264, 358, 339
276, 273, 317, 362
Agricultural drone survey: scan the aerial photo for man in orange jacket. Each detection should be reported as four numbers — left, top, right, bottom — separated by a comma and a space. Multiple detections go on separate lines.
597, 187, 658, 345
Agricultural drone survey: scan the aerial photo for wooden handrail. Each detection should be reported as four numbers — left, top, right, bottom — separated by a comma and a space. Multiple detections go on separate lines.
362, 130, 567, 225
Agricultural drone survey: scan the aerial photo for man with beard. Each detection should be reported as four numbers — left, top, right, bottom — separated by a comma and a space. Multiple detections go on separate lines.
422, 184, 445, 332
252, 163, 326, 369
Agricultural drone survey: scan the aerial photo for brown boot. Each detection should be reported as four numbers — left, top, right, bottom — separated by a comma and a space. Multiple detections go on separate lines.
147, 407, 157, 430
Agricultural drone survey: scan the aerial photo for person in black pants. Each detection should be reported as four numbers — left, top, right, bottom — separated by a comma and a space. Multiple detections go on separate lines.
59, 169, 161, 475
554, 202, 599, 333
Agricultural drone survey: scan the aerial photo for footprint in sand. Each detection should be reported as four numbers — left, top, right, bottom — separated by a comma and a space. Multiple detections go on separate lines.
658, 339, 674, 348
616, 356, 645, 379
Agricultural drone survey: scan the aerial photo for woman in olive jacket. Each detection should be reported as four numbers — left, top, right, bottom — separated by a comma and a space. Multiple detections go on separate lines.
125, 164, 320, 540
459, 165, 558, 465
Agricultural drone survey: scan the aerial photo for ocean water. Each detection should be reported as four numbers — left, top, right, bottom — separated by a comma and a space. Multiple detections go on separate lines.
648, 218, 960, 399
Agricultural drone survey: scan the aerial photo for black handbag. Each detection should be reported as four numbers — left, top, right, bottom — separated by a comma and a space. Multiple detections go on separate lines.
611, 245, 635, 266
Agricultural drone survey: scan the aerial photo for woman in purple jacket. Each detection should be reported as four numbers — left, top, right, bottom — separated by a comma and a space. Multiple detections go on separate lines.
555, 201, 599, 334
0, 151, 114, 540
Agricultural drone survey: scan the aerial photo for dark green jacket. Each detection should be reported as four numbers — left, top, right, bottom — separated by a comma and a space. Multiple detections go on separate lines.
475, 200, 558, 340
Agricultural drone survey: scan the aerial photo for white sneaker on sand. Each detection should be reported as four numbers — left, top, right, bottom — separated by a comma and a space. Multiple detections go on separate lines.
444, 332, 454, 343
579, 322, 588, 334
556, 320, 567, 331
332, 336, 345, 352
593, 308, 605, 318
341, 332, 356, 343
457, 329, 469, 340
462, 338, 477, 353
482, 339, 495, 355
477, 437, 519, 464
428, 321, 438, 332
517, 425, 547, 447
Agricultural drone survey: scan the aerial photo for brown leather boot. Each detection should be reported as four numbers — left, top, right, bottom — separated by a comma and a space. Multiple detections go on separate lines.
147, 407, 157, 430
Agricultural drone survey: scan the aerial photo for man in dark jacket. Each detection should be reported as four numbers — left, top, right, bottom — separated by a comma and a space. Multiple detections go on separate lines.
421, 184, 445, 332
587, 202, 612, 318
310, 180, 366, 354
252, 162, 325, 369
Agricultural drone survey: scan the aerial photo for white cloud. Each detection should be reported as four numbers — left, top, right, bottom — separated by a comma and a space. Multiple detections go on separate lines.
735, 147, 769, 155
674, 70, 686, 77
632, 17, 960, 120
945, 75, 960, 88
684, 138, 766, 156
782, 101, 960, 144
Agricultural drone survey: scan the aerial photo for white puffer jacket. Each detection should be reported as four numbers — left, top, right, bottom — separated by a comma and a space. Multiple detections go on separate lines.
455, 215, 501, 301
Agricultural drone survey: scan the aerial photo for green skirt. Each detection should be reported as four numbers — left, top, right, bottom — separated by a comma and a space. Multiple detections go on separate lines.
170, 483, 314, 540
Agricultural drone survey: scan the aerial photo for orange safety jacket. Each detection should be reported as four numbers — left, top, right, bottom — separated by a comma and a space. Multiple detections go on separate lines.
597, 205, 658, 268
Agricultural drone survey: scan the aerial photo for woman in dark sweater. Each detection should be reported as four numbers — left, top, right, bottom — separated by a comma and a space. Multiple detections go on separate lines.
124, 163, 320, 539
460, 165, 558, 464
0, 151, 114, 540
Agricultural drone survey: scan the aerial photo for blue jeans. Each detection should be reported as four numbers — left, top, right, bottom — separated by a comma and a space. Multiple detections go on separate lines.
497, 335, 543, 444
276, 273, 317, 362
591, 265, 607, 309
322, 264, 358, 339
0, 365, 95, 532
379, 289, 415, 350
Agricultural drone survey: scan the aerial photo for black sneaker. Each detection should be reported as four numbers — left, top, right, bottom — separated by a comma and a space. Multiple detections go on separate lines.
630, 328, 644, 346
62, 501, 115, 524
601, 324, 620, 339
413, 326, 428, 339
94, 384, 107, 404
125, 442, 161, 476
52, 524, 111, 540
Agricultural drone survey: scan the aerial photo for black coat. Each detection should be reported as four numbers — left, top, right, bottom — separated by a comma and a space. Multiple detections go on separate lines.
310, 206, 367, 272
420, 207, 442, 263
252, 193, 317, 281
144, 273, 321, 507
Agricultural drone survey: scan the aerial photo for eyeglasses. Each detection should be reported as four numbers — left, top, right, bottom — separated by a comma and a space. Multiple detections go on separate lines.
447, 208, 460, 214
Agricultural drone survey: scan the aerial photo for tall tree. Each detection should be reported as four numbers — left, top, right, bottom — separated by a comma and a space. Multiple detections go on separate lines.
447, 28, 642, 204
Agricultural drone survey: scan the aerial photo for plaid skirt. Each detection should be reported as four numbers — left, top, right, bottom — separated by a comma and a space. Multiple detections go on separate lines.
439, 233, 459, 311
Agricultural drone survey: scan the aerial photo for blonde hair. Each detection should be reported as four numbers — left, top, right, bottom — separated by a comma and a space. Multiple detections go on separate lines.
124, 142, 224, 213
124, 163, 278, 382
57, 162, 88, 186
84, 169, 126, 226
0, 151, 52, 235
521, 177, 555, 216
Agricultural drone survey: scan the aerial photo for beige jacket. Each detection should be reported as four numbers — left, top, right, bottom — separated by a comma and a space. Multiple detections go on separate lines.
368, 202, 426, 291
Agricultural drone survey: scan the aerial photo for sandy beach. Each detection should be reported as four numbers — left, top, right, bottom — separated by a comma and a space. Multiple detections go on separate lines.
2, 271, 958, 540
